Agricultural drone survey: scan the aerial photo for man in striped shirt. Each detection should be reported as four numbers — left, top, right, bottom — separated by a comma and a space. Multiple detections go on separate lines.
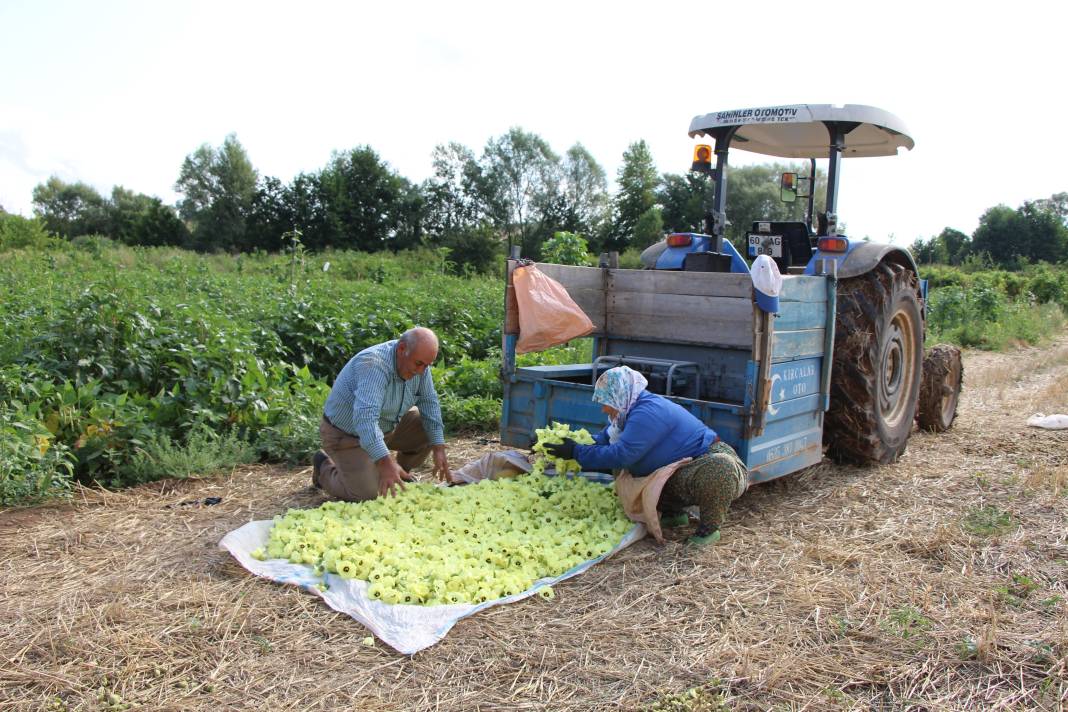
314, 326, 451, 500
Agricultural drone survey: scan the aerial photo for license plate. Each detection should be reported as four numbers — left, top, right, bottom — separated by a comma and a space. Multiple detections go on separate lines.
749, 234, 783, 257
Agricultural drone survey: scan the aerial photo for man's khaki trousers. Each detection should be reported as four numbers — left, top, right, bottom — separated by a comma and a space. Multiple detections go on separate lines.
318, 407, 432, 501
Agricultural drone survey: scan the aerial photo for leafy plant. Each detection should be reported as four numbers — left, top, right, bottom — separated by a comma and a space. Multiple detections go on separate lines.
117, 424, 254, 484
540, 231, 592, 266
962, 506, 1016, 536
995, 573, 1041, 607
881, 605, 933, 640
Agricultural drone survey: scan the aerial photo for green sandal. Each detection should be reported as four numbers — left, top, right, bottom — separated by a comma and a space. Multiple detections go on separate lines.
659, 512, 690, 528
688, 528, 721, 546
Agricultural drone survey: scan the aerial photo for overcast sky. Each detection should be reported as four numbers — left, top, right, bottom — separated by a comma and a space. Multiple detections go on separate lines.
2, 0, 1065, 245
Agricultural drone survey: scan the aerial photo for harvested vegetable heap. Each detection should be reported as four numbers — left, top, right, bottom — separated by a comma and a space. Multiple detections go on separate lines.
529, 421, 595, 476
255, 470, 631, 606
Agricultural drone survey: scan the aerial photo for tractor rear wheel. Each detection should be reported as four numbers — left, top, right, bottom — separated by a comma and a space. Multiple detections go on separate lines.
825, 262, 924, 464
917, 344, 963, 432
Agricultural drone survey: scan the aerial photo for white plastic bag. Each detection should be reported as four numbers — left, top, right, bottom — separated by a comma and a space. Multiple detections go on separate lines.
1027, 413, 1068, 430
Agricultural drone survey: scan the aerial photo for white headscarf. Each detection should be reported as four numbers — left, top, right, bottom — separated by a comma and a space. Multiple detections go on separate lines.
592, 366, 649, 443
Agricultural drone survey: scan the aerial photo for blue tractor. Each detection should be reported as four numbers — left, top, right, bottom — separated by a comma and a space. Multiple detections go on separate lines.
500, 105, 962, 477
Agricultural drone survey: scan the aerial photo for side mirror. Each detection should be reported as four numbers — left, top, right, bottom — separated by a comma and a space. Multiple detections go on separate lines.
780, 172, 798, 203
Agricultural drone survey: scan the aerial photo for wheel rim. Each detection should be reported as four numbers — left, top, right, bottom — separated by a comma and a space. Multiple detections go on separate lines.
879, 307, 918, 428
940, 360, 961, 422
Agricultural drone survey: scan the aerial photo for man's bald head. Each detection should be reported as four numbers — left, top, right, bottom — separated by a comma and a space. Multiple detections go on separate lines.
400, 327, 438, 352
396, 327, 439, 380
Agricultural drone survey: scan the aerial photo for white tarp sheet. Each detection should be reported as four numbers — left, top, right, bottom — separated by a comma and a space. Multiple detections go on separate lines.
219, 459, 646, 655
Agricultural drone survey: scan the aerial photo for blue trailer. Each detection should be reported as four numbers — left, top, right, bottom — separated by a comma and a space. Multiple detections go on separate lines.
500, 105, 963, 484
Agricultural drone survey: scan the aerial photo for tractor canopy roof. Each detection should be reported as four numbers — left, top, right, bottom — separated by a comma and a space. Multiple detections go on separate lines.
688, 104, 913, 158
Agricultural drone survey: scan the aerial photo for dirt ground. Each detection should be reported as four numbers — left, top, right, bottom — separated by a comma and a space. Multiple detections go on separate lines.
2, 338, 1066, 711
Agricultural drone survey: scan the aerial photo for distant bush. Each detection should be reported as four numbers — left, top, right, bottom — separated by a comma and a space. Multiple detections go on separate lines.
0, 213, 59, 251
927, 283, 1066, 350
439, 391, 501, 432
1026, 264, 1068, 308
617, 248, 644, 269
540, 231, 593, 266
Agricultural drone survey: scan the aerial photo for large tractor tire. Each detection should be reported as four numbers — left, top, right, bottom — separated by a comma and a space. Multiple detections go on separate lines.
917, 344, 963, 432
825, 262, 924, 464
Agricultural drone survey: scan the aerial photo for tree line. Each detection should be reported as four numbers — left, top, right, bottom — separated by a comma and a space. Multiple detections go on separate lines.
910, 193, 1068, 268
20, 128, 1066, 270
23, 130, 812, 271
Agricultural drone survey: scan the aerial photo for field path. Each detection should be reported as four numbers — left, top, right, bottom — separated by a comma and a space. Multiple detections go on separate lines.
2, 337, 1066, 711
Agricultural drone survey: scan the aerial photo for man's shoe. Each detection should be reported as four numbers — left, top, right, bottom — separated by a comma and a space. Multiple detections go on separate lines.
660, 512, 690, 528
312, 450, 327, 489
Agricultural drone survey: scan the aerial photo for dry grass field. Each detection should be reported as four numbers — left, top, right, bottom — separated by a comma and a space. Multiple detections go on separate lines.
2, 338, 1066, 711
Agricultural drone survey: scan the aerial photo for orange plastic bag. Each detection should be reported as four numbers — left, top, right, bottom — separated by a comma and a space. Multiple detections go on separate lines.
513, 264, 595, 354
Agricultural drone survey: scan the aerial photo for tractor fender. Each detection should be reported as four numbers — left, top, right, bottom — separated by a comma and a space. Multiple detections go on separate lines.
833, 242, 918, 279
640, 240, 670, 268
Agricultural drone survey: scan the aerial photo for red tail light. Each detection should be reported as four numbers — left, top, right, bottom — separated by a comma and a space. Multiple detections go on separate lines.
666, 233, 693, 247
818, 236, 849, 252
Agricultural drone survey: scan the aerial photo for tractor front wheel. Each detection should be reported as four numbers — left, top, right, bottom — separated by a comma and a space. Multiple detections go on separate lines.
826, 262, 924, 464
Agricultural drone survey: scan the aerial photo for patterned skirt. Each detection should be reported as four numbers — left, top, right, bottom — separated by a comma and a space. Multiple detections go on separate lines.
658, 440, 748, 531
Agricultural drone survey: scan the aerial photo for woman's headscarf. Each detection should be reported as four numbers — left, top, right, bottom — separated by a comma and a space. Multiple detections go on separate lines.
592, 366, 648, 443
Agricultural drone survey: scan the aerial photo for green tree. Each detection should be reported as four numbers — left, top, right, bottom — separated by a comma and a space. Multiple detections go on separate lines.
970, 205, 1018, 265
312, 146, 415, 252
109, 186, 186, 247
441, 222, 502, 274
134, 199, 188, 247
482, 127, 561, 257
559, 144, 608, 238
1033, 191, 1068, 224
31, 177, 111, 237
244, 176, 294, 251
1018, 200, 1068, 263
939, 227, 971, 264
284, 172, 330, 249
658, 172, 713, 233
108, 186, 155, 241
609, 140, 659, 250
632, 206, 664, 250
175, 133, 259, 251
909, 236, 939, 265
423, 142, 492, 237
971, 202, 1068, 267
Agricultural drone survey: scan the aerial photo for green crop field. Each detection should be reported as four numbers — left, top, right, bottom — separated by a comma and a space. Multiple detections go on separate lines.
2, 238, 1066, 506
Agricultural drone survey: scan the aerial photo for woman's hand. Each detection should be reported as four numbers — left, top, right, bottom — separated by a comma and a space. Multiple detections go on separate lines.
543, 438, 576, 460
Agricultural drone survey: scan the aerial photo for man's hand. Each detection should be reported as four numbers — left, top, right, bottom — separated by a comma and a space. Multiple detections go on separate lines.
543, 438, 577, 460
376, 456, 408, 498
431, 444, 451, 483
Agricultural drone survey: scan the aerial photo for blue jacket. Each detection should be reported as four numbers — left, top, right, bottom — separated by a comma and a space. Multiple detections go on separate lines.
572, 391, 717, 476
